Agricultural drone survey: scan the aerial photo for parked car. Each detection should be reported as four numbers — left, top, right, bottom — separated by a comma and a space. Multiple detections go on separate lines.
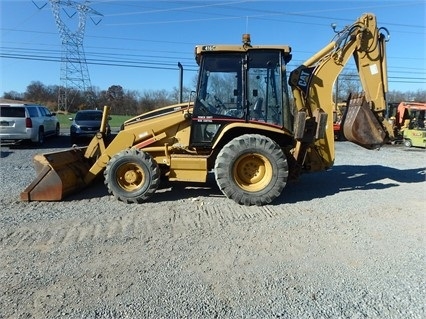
69, 109, 111, 144
0, 103, 60, 145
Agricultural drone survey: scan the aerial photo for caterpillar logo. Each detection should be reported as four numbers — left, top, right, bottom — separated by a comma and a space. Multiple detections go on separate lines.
295, 66, 315, 94
298, 70, 311, 88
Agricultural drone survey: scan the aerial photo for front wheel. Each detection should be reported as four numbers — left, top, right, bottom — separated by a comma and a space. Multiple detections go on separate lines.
214, 134, 288, 206
104, 148, 160, 203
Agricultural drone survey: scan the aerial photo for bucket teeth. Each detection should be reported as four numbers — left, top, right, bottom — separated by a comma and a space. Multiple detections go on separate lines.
21, 148, 92, 201
21, 165, 63, 201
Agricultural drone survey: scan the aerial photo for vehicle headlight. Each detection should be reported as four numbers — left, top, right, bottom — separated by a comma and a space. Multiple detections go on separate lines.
70, 125, 81, 133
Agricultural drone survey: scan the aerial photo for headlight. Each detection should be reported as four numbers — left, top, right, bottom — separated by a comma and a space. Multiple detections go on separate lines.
70, 125, 80, 133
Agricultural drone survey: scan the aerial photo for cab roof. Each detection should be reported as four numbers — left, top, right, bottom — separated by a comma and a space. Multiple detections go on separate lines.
194, 34, 291, 62
195, 44, 291, 54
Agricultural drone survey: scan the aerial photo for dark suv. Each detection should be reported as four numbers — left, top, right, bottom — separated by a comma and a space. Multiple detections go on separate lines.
69, 109, 111, 143
0, 103, 60, 145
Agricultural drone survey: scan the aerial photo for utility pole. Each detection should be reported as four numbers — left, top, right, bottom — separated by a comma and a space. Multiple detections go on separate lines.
33, 0, 102, 111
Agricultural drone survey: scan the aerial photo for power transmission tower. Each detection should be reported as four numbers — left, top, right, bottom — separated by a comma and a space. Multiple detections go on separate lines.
33, 0, 102, 111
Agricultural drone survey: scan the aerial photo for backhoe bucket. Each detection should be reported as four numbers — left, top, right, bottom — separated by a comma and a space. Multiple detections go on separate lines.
342, 93, 386, 149
20, 147, 93, 201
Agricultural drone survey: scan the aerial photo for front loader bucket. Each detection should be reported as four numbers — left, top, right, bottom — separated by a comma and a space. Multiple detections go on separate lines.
342, 93, 386, 149
21, 147, 93, 201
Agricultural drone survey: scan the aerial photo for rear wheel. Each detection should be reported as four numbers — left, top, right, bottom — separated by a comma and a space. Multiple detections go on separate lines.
36, 127, 44, 145
104, 148, 160, 203
404, 139, 412, 148
55, 123, 60, 137
214, 134, 288, 206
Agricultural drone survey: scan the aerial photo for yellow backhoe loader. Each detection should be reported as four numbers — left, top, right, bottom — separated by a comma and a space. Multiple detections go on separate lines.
21, 13, 394, 206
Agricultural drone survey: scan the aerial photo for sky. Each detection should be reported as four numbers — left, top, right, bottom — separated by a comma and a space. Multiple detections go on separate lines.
1, 0, 425, 97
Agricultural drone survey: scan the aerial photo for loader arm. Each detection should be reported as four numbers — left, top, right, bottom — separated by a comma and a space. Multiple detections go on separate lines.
289, 13, 393, 172
21, 104, 192, 201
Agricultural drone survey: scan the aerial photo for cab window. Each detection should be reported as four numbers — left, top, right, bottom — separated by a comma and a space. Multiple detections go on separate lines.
195, 53, 244, 119
247, 50, 283, 126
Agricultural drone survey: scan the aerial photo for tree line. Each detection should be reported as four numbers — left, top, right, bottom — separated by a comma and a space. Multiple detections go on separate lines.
1, 81, 193, 115
2, 80, 425, 116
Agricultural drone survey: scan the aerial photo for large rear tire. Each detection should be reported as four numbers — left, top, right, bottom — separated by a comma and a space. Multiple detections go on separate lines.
104, 149, 160, 203
214, 134, 288, 206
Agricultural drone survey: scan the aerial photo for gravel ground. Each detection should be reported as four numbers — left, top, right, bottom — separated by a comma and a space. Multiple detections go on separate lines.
0, 135, 425, 319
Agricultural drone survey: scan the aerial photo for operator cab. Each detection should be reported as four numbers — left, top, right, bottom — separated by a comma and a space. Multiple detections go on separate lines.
190, 36, 293, 147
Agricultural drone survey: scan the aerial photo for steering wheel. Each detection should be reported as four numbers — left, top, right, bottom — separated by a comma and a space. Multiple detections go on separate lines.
199, 97, 214, 110
214, 95, 226, 109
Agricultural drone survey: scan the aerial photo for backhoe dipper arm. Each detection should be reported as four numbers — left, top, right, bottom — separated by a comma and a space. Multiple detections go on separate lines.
289, 13, 392, 173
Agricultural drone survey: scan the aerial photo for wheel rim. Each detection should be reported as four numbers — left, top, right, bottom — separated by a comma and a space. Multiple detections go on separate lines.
233, 153, 273, 192
116, 162, 146, 191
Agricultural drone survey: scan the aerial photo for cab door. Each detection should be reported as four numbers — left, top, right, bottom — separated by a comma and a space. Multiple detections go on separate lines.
246, 50, 285, 126
190, 52, 245, 147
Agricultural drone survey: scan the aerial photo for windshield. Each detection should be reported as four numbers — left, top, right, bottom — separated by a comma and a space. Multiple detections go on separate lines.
196, 52, 244, 118
76, 111, 102, 121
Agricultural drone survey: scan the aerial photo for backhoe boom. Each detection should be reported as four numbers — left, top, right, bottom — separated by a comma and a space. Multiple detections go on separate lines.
289, 13, 393, 172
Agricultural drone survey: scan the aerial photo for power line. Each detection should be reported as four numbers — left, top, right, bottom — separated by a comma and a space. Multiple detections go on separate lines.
2, 44, 425, 74
97, 0, 426, 32
1, 1, 424, 93
102, 0, 251, 17
1, 52, 424, 85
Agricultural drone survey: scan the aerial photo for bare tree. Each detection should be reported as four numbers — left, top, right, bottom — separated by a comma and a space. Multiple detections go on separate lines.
2, 91, 24, 101
387, 89, 426, 103
170, 86, 193, 103
24, 81, 51, 104
3, 80, 424, 116
334, 71, 361, 102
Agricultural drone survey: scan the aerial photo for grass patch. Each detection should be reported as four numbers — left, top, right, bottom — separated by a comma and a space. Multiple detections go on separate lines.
56, 113, 134, 128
